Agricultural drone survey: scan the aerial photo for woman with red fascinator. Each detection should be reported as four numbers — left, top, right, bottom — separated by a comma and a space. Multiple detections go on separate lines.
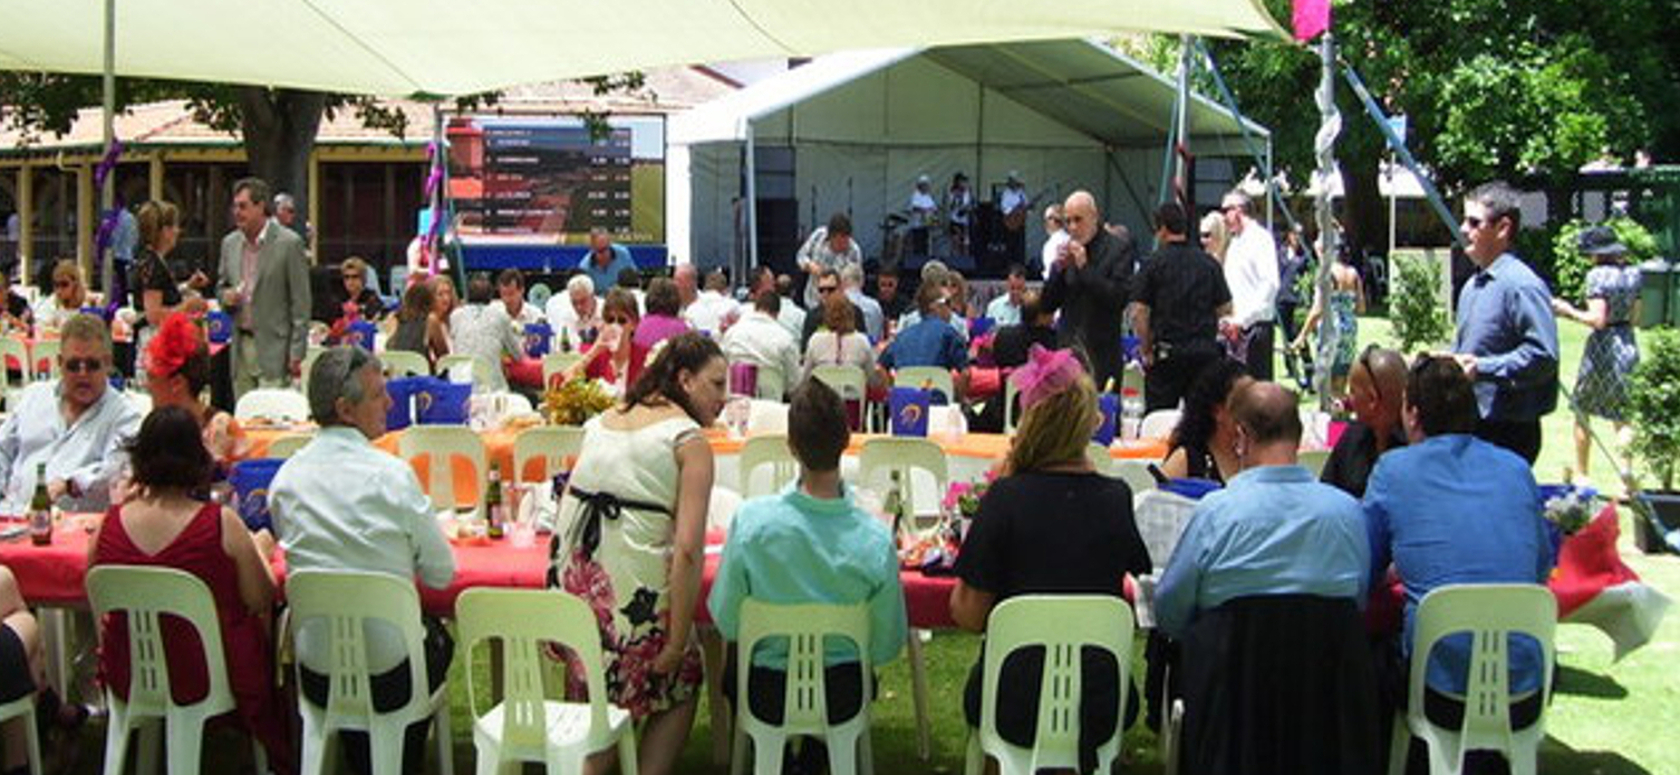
145, 312, 252, 467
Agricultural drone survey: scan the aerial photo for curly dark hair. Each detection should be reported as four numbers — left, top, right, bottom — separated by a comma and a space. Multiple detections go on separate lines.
1168, 358, 1249, 458
623, 332, 725, 424
125, 405, 214, 492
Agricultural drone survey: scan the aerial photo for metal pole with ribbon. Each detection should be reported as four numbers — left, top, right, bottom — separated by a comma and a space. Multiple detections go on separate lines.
1311, 32, 1342, 408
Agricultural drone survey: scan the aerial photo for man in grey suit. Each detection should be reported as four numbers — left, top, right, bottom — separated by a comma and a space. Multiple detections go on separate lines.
218, 177, 311, 396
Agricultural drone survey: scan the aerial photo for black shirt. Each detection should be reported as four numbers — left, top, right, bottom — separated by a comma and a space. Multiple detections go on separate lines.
991, 322, 1056, 369
1131, 241, 1230, 356
956, 471, 1152, 598
131, 248, 182, 315
342, 288, 386, 322
1041, 227, 1133, 383
1320, 420, 1408, 498
875, 293, 909, 324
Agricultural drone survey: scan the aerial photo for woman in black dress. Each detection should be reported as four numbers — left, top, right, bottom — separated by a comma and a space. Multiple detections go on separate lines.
132, 201, 206, 369
1158, 358, 1252, 483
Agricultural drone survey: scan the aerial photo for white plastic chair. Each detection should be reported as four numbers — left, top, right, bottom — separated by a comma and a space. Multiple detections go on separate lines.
437, 353, 498, 393
511, 425, 585, 485
1138, 409, 1181, 441
1387, 584, 1556, 775
1085, 443, 1114, 476
27, 339, 58, 382
0, 692, 41, 775
299, 345, 327, 395
398, 425, 488, 519
541, 352, 585, 390
730, 600, 875, 775
894, 366, 955, 404
739, 434, 797, 498
264, 432, 315, 460
709, 485, 745, 534
286, 570, 454, 775
0, 338, 28, 391
964, 595, 1135, 775
753, 365, 787, 402
88, 565, 267, 775
1002, 378, 1020, 434
810, 364, 874, 432
234, 388, 311, 423
1111, 459, 1157, 498
1298, 449, 1331, 478
381, 350, 431, 378
455, 588, 636, 775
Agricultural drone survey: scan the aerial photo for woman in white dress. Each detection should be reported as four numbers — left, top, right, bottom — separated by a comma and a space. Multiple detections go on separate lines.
549, 332, 727, 775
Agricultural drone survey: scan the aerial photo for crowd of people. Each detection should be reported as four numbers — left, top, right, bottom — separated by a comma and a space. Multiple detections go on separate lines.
0, 174, 1634, 775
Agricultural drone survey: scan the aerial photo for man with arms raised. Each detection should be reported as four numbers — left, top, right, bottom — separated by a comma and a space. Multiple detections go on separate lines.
1041, 190, 1131, 388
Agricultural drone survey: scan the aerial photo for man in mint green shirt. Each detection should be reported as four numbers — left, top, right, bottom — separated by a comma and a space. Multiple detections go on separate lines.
707, 378, 906, 730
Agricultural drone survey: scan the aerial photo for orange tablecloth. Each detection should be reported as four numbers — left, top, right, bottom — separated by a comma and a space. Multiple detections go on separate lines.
246, 426, 1171, 511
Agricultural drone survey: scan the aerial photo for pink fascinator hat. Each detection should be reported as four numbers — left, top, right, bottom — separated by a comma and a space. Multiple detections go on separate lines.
1009, 345, 1087, 411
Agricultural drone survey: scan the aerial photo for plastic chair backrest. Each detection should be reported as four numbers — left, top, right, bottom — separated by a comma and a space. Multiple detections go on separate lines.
1111, 460, 1156, 499
29, 339, 58, 382
512, 425, 584, 485
811, 364, 866, 402
858, 437, 947, 518
285, 570, 434, 730
265, 432, 315, 459
737, 599, 873, 732
437, 353, 497, 392
1406, 584, 1556, 760
1139, 409, 1181, 441
1003, 378, 1020, 434
541, 352, 585, 389
380, 349, 431, 378
1085, 443, 1114, 475
0, 338, 24, 391
234, 388, 311, 423
895, 366, 954, 404
979, 595, 1134, 774
456, 588, 612, 757
739, 434, 797, 497
87, 566, 233, 719
398, 424, 488, 518
755, 365, 787, 401
1298, 449, 1331, 478
300, 346, 326, 394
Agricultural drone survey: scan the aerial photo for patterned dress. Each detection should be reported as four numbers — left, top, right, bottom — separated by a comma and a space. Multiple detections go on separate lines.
548, 413, 705, 718
1320, 288, 1360, 377
1572, 264, 1642, 421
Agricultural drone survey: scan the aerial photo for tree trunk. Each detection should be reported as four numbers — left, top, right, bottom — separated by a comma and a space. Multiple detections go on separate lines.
237, 87, 325, 239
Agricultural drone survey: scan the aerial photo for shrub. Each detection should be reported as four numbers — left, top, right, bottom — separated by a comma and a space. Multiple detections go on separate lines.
1389, 251, 1452, 353
1628, 327, 1680, 490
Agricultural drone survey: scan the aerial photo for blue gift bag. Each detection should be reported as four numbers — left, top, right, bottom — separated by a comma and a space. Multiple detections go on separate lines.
229, 458, 285, 532
889, 387, 932, 437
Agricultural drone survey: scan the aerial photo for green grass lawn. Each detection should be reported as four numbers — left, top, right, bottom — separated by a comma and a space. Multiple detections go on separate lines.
60, 313, 1680, 774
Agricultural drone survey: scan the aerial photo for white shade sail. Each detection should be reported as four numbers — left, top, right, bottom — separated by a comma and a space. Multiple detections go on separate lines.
0, 0, 1284, 97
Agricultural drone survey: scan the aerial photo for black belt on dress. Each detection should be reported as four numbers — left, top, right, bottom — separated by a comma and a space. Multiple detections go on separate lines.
565, 486, 672, 560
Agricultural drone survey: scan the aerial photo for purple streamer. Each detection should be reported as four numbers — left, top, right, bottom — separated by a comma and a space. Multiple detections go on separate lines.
92, 138, 127, 322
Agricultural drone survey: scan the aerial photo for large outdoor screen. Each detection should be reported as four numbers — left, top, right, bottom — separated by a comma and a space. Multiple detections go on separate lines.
446, 114, 665, 244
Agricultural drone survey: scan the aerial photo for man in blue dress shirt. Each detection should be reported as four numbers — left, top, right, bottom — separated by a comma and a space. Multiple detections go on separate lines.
1363, 355, 1552, 735
1154, 381, 1369, 638
578, 226, 638, 296
1452, 181, 1559, 463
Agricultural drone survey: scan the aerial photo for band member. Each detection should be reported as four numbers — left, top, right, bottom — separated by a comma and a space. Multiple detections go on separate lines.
1000, 171, 1029, 266
946, 172, 975, 258
909, 174, 938, 258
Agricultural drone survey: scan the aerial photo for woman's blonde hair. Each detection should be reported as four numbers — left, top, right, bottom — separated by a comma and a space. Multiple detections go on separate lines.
1004, 374, 1100, 475
136, 200, 180, 250
1200, 211, 1229, 261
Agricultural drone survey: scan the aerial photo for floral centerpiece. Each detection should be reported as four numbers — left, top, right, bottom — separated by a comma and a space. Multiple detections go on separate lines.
899, 470, 997, 571
1542, 485, 1596, 536
541, 376, 615, 426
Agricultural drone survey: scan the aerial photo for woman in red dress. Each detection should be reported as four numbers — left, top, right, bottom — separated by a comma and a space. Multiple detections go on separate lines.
88, 405, 294, 774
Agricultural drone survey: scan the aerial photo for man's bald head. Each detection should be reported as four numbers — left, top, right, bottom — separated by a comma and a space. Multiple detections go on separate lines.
1064, 190, 1099, 243
1350, 346, 1408, 427
1229, 381, 1303, 450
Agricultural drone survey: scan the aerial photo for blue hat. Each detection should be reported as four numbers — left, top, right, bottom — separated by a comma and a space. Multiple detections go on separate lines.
1577, 226, 1626, 256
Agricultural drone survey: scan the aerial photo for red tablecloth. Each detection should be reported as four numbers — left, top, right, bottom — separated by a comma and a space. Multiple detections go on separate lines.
0, 519, 958, 627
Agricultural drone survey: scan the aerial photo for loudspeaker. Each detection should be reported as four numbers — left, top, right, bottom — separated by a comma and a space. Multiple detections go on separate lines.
755, 198, 800, 276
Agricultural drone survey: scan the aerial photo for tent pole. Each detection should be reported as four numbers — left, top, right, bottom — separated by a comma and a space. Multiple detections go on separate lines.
1341, 63, 1466, 251
1195, 39, 1307, 251
743, 122, 759, 282
99, 0, 115, 294
1174, 35, 1191, 213
1312, 33, 1341, 407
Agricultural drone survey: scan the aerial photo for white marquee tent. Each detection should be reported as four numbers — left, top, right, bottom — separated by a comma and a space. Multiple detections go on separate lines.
0, 0, 1283, 96
667, 39, 1271, 273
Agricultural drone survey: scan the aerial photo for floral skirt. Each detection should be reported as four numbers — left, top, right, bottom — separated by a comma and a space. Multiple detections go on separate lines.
552, 549, 703, 719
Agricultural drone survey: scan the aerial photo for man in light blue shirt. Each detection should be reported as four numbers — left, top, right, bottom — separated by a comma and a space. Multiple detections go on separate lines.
0, 314, 139, 513
1154, 381, 1369, 638
1363, 355, 1552, 699
840, 264, 883, 342
1452, 181, 1559, 463
270, 346, 455, 775
708, 377, 905, 727
983, 264, 1028, 327
578, 226, 638, 296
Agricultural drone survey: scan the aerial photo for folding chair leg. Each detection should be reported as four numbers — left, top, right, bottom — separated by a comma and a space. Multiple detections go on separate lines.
100, 703, 130, 775
906, 629, 931, 760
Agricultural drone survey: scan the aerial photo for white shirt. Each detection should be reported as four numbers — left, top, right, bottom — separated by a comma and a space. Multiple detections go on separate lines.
32, 297, 82, 333
720, 311, 802, 398
1001, 185, 1028, 216
1222, 217, 1281, 328
545, 294, 601, 347
270, 426, 456, 673
985, 294, 1022, 327
489, 298, 544, 331
908, 190, 938, 228
1041, 229, 1071, 280
683, 290, 740, 334
0, 381, 139, 513
776, 298, 806, 341
449, 304, 522, 391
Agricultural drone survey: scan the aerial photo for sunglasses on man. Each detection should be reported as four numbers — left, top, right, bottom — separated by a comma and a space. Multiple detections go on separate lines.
62, 357, 106, 375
